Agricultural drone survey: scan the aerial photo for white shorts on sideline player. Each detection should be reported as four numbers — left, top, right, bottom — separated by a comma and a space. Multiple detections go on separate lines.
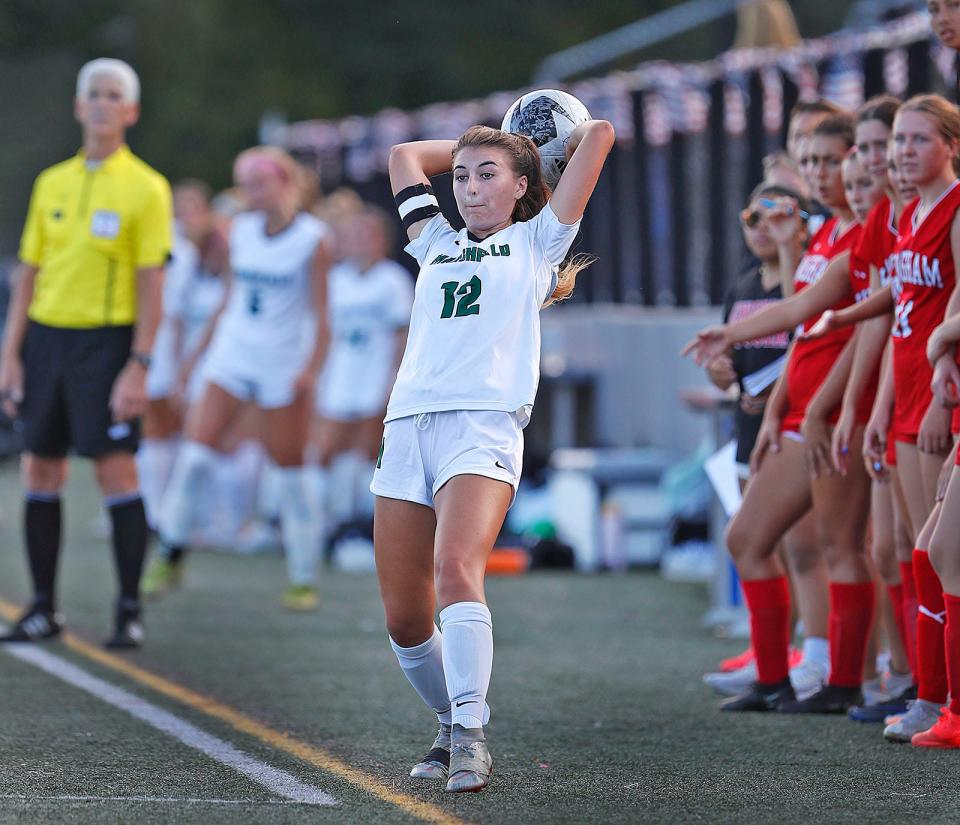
201, 340, 308, 410
317, 378, 388, 421
370, 409, 523, 508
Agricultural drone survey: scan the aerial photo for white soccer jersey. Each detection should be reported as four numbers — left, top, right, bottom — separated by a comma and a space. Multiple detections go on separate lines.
385, 203, 580, 425
148, 232, 196, 398
318, 258, 413, 418
210, 211, 326, 360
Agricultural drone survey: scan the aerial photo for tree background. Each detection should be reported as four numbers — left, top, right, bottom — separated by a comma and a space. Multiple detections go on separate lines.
0, 0, 854, 250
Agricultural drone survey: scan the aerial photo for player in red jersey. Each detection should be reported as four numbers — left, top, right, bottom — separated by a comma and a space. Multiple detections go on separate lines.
821, 100, 920, 721
910, 297, 960, 747
875, 95, 960, 741
700, 182, 827, 700
685, 114, 883, 713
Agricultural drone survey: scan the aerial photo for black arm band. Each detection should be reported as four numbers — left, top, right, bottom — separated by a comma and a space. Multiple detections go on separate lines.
395, 183, 440, 230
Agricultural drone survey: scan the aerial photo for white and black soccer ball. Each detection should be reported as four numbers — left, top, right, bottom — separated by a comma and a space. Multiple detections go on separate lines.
501, 89, 591, 190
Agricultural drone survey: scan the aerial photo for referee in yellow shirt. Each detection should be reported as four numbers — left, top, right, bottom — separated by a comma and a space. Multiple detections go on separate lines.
0, 59, 171, 648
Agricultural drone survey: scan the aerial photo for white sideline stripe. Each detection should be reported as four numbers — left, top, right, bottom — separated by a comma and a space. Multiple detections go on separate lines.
4, 645, 337, 807
0, 794, 316, 806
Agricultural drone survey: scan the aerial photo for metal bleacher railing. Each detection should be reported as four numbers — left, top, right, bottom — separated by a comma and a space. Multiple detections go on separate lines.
272, 10, 954, 309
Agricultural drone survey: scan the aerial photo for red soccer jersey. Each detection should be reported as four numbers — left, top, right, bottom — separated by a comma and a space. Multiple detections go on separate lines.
891, 180, 960, 441
781, 217, 862, 431
855, 197, 900, 290
846, 198, 902, 424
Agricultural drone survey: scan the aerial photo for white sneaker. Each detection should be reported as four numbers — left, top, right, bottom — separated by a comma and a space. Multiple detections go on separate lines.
446, 739, 492, 793
883, 699, 943, 742
410, 724, 451, 780
861, 675, 890, 707
790, 658, 829, 701
884, 668, 915, 698
703, 662, 757, 697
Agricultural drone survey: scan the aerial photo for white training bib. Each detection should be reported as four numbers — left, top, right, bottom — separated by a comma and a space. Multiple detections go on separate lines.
385, 203, 580, 425
212, 211, 326, 359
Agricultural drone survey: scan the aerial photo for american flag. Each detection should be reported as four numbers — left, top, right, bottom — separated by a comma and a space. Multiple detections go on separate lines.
882, 48, 909, 97
821, 53, 865, 111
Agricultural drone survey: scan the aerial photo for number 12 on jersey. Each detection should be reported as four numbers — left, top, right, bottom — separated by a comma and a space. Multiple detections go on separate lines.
440, 275, 481, 319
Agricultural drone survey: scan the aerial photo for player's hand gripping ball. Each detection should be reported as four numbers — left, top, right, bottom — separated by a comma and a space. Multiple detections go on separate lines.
501, 89, 591, 190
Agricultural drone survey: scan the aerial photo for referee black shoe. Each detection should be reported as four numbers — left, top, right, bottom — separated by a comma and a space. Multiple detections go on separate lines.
0, 605, 64, 642
105, 600, 145, 649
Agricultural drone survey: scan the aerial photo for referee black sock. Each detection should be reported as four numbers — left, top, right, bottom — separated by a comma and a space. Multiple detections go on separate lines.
107, 493, 149, 604
24, 492, 62, 612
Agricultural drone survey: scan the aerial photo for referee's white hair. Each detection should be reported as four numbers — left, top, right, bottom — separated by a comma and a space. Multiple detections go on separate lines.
76, 58, 140, 104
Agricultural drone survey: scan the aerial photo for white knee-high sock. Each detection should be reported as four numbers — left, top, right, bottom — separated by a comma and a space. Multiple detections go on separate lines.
257, 461, 283, 522
231, 441, 266, 525
304, 465, 329, 547
136, 437, 179, 529
157, 441, 217, 546
327, 452, 357, 528
277, 466, 322, 585
390, 627, 452, 725
440, 601, 493, 730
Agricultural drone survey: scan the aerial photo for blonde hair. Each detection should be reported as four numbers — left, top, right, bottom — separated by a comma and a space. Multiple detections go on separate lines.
453, 125, 594, 305
233, 146, 303, 210
897, 94, 960, 175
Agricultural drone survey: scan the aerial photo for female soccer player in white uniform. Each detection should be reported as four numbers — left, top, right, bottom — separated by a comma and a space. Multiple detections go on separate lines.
312, 205, 413, 537
155, 146, 331, 610
376, 119, 615, 792
139, 180, 227, 530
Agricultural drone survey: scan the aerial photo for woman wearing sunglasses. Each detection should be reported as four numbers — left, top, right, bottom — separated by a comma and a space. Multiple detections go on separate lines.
702, 183, 830, 701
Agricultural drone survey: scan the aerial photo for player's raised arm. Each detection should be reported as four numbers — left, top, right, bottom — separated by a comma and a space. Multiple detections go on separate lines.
549, 120, 615, 225
388, 140, 457, 242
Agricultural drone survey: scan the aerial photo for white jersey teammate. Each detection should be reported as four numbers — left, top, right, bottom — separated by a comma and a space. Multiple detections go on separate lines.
139, 181, 228, 531
311, 206, 412, 539
150, 147, 332, 611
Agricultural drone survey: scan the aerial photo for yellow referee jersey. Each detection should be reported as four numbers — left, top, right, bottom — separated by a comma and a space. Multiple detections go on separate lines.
18, 145, 172, 328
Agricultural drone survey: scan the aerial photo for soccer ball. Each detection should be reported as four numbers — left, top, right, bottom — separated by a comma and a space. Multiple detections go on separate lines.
501, 90, 591, 190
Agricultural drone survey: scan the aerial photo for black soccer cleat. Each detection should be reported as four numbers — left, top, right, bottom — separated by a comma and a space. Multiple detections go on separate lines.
105, 601, 145, 649
778, 684, 862, 715
721, 678, 796, 712
0, 605, 64, 642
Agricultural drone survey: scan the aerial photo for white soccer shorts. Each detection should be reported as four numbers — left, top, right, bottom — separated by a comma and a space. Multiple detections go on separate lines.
201, 347, 306, 410
370, 409, 524, 508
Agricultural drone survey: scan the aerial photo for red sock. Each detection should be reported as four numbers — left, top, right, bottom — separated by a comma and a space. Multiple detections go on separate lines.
899, 560, 919, 677
827, 581, 876, 688
946, 594, 960, 715
886, 581, 909, 671
913, 549, 948, 704
742, 577, 791, 685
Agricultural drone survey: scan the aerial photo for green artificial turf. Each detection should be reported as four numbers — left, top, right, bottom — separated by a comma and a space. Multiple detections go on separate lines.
1, 461, 958, 824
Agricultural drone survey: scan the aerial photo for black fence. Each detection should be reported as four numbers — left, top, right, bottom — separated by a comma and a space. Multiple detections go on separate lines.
278, 12, 954, 307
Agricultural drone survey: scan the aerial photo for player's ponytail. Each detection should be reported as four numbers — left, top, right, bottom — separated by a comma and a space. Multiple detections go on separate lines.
508, 133, 594, 306
453, 126, 595, 305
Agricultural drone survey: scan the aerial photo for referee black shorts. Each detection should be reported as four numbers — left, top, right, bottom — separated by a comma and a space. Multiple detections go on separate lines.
19, 321, 140, 458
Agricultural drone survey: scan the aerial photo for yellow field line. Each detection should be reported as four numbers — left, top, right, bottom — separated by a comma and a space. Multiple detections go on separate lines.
0, 597, 468, 825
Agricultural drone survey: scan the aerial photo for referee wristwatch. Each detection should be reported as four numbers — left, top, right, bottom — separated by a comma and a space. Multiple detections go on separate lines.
129, 351, 152, 369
